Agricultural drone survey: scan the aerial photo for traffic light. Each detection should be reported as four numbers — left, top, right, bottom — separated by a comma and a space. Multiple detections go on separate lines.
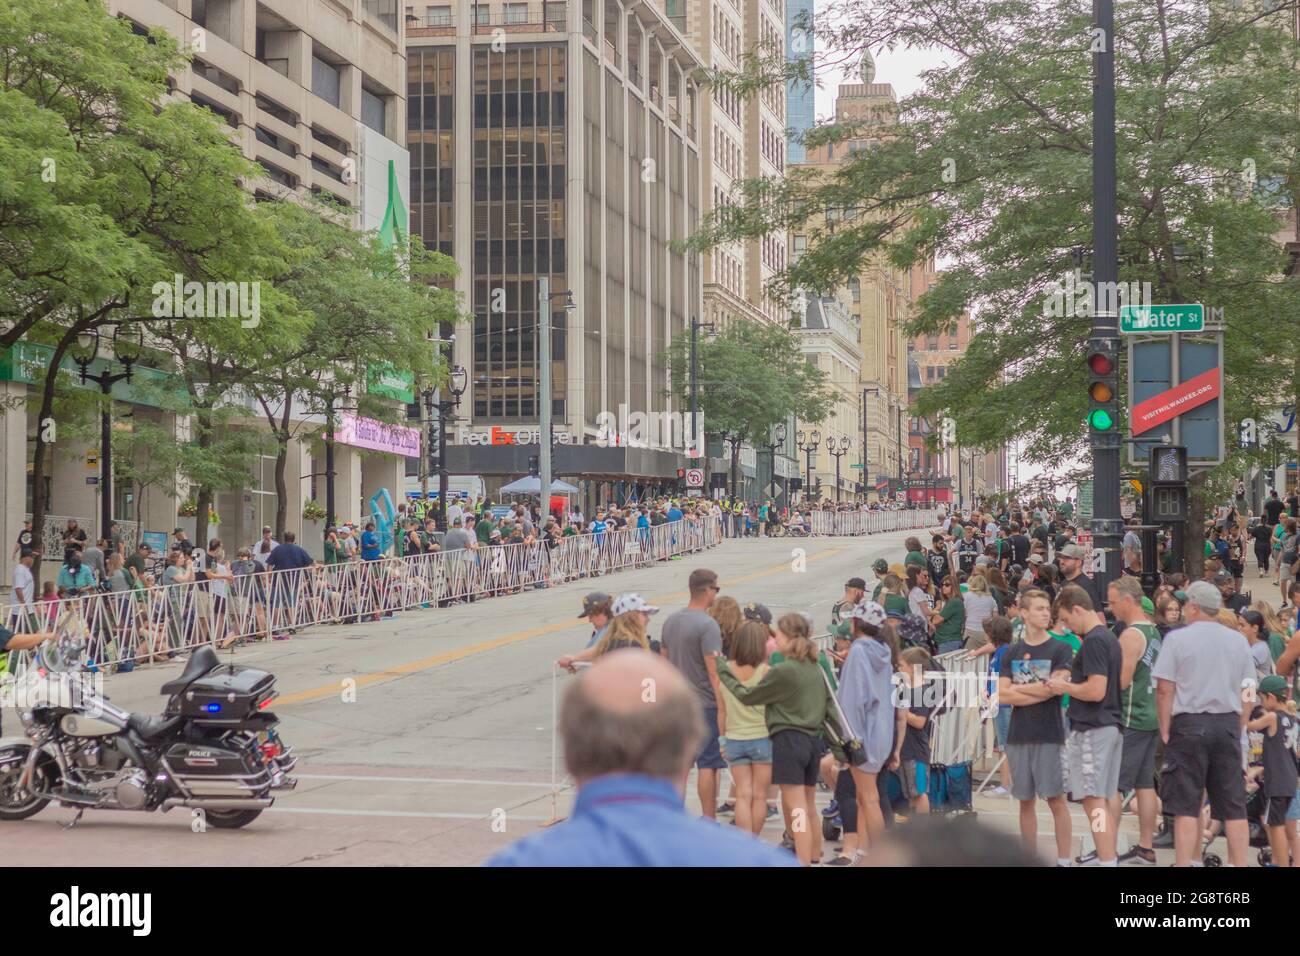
676, 468, 686, 480
1085, 338, 1119, 437
1149, 445, 1187, 485
527, 454, 539, 477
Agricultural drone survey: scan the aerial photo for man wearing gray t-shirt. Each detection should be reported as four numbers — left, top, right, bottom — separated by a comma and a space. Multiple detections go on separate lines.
660, 567, 723, 818
1153, 580, 1257, 867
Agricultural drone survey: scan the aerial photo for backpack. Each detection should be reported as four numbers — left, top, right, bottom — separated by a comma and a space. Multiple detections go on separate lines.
898, 613, 934, 654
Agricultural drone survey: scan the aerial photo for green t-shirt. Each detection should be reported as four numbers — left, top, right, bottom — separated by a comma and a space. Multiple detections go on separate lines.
769, 649, 837, 691
324, 539, 340, 565
884, 593, 910, 617
562, 525, 578, 537
934, 597, 965, 644
1268, 632, 1287, 663
904, 550, 926, 568
1048, 629, 1081, 708
476, 518, 493, 544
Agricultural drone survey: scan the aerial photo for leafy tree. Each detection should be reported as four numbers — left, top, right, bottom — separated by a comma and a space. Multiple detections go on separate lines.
246, 199, 461, 539
694, 0, 1300, 569
666, 318, 834, 495
1, 0, 282, 578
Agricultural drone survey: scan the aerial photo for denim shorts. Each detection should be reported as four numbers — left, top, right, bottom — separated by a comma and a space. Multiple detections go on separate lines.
995, 705, 1012, 749
723, 736, 773, 766
1288, 785, 1300, 821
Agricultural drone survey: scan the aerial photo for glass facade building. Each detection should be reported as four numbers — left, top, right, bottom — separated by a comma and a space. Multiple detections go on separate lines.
785, 0, 814, 164
406, 1, 703, 498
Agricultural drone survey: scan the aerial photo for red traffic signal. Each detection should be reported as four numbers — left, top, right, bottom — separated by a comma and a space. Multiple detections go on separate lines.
1088, 352, 1114, 375
676, 468, 686, 479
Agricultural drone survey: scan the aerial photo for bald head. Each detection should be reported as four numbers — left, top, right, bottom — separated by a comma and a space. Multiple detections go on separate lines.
561, 650, 704, 785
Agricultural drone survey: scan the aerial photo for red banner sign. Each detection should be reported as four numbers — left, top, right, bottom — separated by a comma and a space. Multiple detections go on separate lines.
1131, 367, 1220, 436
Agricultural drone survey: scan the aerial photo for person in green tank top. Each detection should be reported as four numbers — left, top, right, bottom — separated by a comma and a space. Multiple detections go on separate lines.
1111, 579, 1162, 865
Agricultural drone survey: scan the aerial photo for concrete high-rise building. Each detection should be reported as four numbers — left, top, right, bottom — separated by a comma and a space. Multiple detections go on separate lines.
0, 0, 416, 585
784, 0, 813, 164
406, 0, 705, 509
112, 0, 409, 224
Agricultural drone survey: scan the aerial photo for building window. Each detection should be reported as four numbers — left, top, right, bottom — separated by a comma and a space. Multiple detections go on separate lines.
361, 87, 386, 133
312, 56, 341, 107
504, 2, 528, 23
849, 277, 860, 303
427, 5, 452, 25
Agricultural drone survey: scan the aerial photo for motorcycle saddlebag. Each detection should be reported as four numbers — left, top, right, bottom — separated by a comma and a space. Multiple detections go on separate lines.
166, 663, 276, 723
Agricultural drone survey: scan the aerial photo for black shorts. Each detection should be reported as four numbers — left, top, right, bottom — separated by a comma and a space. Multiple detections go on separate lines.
771, 729, 821, 787
1119, 727, 1159, 791
1266, 795, 1293, 827
1159, 713, 1247, 821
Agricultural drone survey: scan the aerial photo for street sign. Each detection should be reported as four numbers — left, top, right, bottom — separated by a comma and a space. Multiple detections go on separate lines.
86, 477, 98, 485
1127, 332, 1224, 466
686, 489, 703, 498
849, 463, 864, 469
1119, 303, 1204, 333
1077, 480, 1094, 522
1131, 367, 1220, 436
685, 468, 704, 488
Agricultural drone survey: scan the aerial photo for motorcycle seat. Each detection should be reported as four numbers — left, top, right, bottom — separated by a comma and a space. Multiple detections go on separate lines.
127, 712, 183, 740
159, 646, 222, 696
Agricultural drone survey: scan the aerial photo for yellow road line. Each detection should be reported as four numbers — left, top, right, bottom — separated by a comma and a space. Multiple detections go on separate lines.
275, 545, 845, 707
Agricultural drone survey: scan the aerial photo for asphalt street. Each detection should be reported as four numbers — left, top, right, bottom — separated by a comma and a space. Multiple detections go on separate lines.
0, 530, 1242, 866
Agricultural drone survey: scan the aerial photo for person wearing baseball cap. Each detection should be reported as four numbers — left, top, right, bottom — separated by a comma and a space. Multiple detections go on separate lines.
578, 593, 613, 647
1250, 674, 1299, 865
1150, 578, 1257, 867
835, 601, 906, 864
1057, 543, 1104, 614
833, 578, 867, 627
870, 559, 889, 602
742, 602, 772, 626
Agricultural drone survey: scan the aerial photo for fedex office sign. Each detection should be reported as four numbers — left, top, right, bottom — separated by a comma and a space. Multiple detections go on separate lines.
453, 425, 575, 446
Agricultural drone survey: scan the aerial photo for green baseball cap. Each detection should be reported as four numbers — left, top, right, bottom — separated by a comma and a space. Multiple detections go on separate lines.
1140, 596, 1156, 615
872, 558, 889, 573
1259, 675, 1289, 698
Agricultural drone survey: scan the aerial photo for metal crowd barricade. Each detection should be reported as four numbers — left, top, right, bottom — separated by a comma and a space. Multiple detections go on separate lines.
808, 508, 940, 537
1, 515, 724, 678
928, 649, 994, 768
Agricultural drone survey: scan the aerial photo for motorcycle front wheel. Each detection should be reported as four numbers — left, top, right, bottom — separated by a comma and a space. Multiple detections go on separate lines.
203, 808, 263, 829
0, 748, 50, 821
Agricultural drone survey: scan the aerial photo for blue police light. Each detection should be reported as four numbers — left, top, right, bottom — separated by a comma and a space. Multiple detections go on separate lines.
203, 703, 222, 713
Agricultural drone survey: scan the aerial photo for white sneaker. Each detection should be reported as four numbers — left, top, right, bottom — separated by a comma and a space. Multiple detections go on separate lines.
990, 786, 1009, 796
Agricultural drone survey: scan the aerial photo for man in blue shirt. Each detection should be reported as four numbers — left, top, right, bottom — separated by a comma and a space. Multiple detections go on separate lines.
488, 650, 796, 867
360, 522, 381, 561
266, 531, 314, 637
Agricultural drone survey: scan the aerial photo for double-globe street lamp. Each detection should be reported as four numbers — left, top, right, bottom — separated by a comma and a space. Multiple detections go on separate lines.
73, 324, 144, 549
796, 429, 820, 505
760, 422, 788, 510
827, 435, 851, 503
422, 365, 469, 528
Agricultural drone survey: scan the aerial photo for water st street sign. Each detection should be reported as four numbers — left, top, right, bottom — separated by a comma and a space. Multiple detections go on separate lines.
1119, 303, 1203, 333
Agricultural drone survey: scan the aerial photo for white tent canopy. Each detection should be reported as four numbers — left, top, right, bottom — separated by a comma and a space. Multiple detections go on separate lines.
497, 476, 580, 494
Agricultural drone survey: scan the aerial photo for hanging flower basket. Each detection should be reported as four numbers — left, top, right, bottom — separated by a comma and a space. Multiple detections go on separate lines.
302, 500, 327, 521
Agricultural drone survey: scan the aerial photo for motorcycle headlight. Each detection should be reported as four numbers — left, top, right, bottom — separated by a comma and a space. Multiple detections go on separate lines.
19, 710, 35, 729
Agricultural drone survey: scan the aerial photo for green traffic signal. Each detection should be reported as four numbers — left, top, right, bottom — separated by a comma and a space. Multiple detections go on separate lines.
1088, 408, 1115, 431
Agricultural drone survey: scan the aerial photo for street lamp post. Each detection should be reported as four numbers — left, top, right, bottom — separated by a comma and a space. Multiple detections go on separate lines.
323, 383, 356, 540
828, 435, 850, 503
73, 324, 142, 546
796, 429, 820, 504
761, 422, 788, 510
689, 317, 717, 460
430, 365, 469, 528
537, 280, 575, 523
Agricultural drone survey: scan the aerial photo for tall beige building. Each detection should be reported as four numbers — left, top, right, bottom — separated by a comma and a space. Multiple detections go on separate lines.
794, 71, 910, 501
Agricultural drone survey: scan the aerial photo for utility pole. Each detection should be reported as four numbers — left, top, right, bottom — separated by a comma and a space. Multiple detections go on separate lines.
1089, 0, 1123, 594
539, 276, 553, 522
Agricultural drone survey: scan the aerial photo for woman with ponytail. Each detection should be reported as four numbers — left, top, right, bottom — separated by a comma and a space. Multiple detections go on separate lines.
716, 611, 843, 866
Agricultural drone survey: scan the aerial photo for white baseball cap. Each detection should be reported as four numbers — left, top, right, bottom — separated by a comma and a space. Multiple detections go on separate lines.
611, 593, 660, 616
845, 601, 887, 627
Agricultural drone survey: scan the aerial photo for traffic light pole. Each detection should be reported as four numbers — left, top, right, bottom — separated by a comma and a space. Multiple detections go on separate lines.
1089, 0, 1123, 595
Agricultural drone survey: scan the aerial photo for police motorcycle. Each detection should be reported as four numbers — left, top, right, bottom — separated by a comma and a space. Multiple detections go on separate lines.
0, 630, 296, 829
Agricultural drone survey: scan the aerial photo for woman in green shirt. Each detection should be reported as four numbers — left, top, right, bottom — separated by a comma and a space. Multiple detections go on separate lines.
929, 576, 966, 654
880, 573, 911, 619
